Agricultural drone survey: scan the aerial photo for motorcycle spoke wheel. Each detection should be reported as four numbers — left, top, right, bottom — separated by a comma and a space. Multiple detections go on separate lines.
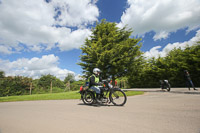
167, 87, 170, 92
110, 90, 127, 106
167, 84, 171, 92
82, 92, 94, 105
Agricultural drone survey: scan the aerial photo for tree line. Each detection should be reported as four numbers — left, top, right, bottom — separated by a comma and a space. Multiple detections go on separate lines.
127, 44, 200, 88
0, 73, 84, 97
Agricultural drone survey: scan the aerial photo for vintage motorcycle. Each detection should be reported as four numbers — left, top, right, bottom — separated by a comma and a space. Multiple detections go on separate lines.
79, 79, 127, 106
160, 80, 171, 92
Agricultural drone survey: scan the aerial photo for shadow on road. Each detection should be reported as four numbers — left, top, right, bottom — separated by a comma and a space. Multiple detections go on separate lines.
77, 103, 122, 107
170, 91, 200, 95
123, 88, 200, 95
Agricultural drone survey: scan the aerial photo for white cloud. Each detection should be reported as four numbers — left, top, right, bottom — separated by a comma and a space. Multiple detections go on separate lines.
0, 45, 13, 54
58, 28, 92, 51
119, 0, 200, 40
0, 54, 81, 80
51, 0, 99, 27
75, 74, 83, 81
153, 31, 169, 41
0, 0, 99, 54
144, 29, 200, 59
143, 46, 162, 59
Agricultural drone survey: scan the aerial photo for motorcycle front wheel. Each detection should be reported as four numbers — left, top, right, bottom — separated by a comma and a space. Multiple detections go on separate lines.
109, 90, 127, 106
166, 84, 171, 92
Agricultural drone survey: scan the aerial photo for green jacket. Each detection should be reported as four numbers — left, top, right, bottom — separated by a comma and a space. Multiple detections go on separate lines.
89, 74, 100, 87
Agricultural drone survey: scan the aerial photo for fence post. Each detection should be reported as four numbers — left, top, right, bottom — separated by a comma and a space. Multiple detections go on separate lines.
50, 80, 52, 93
68, 81, 70, 91
30, 82, 32, 95
65, 81, 70, 92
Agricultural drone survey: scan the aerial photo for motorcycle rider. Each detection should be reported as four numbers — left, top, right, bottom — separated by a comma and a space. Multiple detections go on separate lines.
89, 68, 102, 103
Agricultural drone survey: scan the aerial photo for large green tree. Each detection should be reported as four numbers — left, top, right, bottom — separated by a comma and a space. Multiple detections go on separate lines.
79, 20, 142, 84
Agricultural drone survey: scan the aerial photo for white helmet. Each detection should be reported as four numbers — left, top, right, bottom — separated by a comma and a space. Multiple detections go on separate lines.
93, 68, 101, 75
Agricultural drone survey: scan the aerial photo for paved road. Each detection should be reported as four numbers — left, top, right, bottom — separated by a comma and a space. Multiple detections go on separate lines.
124, 87, 200, 95
0, 89, 200, 133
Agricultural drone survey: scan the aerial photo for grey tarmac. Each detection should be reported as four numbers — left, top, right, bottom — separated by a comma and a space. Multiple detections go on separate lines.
0, 88, 200, 133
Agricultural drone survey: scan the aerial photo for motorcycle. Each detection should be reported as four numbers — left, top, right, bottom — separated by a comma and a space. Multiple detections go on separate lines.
160, 80, 171, 92
79, 79, 127, 106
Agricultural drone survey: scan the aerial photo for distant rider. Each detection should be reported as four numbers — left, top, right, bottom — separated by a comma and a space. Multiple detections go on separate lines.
89, 68, 102, 103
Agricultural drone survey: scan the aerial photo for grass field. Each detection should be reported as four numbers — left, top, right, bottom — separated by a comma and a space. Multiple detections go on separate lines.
0, 91, 144, 102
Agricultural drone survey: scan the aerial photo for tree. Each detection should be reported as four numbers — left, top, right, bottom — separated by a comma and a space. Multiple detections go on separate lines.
0, 76, 31, 96
0, 71, 5, 78
78, 19, 142, 85
37, 74, 65, 92
165, 43, 200, 87
64, 73, 75, 84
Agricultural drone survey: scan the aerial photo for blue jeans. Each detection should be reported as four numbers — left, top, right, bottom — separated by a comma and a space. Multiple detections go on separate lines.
90, 86, 101, 94
187, 80, 195, 88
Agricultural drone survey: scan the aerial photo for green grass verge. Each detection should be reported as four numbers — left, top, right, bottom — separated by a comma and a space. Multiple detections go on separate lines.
0, 91, 144, 102
123, 90, 144, 96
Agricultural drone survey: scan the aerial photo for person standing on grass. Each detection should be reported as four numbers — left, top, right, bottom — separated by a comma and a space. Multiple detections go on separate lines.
184, 70, 197, 90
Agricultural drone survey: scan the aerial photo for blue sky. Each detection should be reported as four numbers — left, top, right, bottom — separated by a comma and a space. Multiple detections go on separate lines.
0, 0, 200, 80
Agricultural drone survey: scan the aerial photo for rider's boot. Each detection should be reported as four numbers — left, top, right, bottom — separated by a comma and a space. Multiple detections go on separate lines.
96, 94, 102, 104
194, 88, 198, 90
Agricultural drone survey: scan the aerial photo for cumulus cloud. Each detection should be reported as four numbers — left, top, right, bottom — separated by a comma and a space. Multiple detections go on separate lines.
119, 0, 200, 40
52, 0, 99, 27
144, 29, 200, 59
0, 45, 13, 54
0, 54, 81, 80
58, 29, 92, 51
0, 0, 98, 54
143, 46, 162, 59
